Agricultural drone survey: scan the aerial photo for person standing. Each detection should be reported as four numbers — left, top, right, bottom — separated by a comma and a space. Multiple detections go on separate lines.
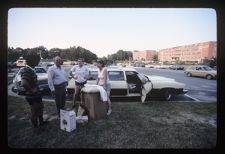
96, 59, 112, 115
70, 58, 89, 108
47, 56, 68, 117
20, 53, 45, 128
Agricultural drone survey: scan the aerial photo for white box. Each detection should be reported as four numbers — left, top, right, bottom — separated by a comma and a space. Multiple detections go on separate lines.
76, 116, 88, 124
60, 109, 76, 132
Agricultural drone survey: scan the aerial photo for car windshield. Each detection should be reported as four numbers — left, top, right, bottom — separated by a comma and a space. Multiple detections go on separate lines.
35, 68, 46, 73
203, 66, 213, 71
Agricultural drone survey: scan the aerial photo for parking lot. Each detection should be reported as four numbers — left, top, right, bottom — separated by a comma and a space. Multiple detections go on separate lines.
8, 65, 217, 102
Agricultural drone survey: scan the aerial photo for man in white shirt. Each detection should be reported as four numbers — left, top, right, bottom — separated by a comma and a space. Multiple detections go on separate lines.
48, 56, 68, 117
70, 58, 89, 108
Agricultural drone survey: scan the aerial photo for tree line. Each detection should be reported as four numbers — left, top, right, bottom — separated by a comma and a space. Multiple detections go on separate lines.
8, 46, 98, 63
100, 50, 133, 64
8, 46, 134, 65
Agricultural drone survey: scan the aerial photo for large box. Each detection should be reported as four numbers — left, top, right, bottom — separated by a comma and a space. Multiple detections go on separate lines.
80, 86, 108, 120
60, 109, 76, 132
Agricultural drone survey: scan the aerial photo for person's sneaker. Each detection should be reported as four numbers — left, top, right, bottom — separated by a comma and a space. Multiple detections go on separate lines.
107, 109, 112, 116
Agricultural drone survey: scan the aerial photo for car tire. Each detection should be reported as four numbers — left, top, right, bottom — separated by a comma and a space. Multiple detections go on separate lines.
162, 89, 172, 101
140, 88, 147, 103
206, 74, 213, 80
187, 72, 192, 77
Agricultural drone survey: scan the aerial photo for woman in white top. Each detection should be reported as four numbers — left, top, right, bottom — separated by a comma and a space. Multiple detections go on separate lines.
70, 58, 89, 108
96, 59, 112, 115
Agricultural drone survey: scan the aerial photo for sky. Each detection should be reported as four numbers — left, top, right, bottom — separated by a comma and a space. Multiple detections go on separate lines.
8, 8, 216, 57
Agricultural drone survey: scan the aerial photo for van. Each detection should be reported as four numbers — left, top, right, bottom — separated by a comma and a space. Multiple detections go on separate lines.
16, 57, 26, 67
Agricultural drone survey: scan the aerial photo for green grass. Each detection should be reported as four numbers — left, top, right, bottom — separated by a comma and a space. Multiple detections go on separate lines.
8, 96, 217, 148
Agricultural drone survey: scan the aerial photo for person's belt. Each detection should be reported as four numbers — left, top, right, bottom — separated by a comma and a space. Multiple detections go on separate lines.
54, 82, 66, 88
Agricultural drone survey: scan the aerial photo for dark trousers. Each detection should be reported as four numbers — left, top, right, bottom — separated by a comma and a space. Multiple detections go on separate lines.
54, 84, 66, 117
30, 102, 44, 127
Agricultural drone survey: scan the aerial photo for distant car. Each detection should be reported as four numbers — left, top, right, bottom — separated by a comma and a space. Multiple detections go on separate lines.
67, 67, 188, 102
38, 62, 54, 71
12, 67, 50, 95
8, 61, 17, 68
184, 65, 217, 80
170, 64, 184, 70
16, 59, 26, 67
132, 62, 145, 67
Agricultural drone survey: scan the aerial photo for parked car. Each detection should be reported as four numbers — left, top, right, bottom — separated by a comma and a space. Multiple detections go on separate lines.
131, 62, 145, 67
8, 61, 17, 68
170, 64, 184, 70
12, 67, 50, 95
184, 65, 217, 80
67, 67, 188, 102
38, 62, 54, 71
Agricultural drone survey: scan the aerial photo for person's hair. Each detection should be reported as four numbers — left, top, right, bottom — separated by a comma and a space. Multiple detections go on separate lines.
78, 58, 84, 62
96, 59, 105, 67
25, 53, 40, 67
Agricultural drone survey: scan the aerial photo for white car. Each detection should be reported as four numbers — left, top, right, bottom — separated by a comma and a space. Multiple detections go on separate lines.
67, 67, 188, 103
12, 67, 50, 95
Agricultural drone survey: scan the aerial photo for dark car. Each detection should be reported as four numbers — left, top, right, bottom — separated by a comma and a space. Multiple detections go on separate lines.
170, 64, 184, 70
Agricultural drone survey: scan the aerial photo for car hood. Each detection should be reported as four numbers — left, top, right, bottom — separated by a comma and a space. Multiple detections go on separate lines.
14, 73, 47, 82
145, 75, 185, 89
146, 75, 175, 82
37, 73, 48, 80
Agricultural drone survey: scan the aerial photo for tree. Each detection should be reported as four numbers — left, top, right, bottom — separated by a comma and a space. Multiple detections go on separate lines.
107, 50, 133, 62
209, 57, 217, 68
152, 54, 158, 62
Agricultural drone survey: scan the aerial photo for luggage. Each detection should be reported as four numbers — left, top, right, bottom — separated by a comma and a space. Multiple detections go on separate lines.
79, 86, 108, 120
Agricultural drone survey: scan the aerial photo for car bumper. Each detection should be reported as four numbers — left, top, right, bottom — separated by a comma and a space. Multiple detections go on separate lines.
183, 89, 188, 94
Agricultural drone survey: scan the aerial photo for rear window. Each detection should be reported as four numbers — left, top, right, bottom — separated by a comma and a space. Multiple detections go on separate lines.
108, 71, 125, 81
35, 68, 46, 73
88, 71, 98, 80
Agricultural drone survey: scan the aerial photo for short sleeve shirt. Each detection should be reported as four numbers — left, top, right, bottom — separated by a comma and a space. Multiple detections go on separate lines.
70, 65, 89, 83
20, 65, 38, 89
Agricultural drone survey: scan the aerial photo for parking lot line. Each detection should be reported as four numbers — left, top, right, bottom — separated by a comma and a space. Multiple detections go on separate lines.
184, 94, 200, 102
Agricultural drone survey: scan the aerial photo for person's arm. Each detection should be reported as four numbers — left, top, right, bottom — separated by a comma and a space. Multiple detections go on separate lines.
103, 68, 108, 85
70, 66, 77, 79
47, 68, 55, 93
65, 69, 69, 86
21, 79, 37, 94
84, 67, 89, 80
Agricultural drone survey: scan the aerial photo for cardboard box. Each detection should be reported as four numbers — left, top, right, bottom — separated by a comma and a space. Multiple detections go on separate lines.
60, 109, 76, 132
81, 87, 108, 120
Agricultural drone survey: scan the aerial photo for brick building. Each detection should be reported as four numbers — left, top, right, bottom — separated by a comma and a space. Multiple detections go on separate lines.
157, 41, 217, 63
133, 50, 157, 61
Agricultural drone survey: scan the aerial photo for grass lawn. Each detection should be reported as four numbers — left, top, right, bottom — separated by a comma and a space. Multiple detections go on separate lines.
8, 96, 217, 149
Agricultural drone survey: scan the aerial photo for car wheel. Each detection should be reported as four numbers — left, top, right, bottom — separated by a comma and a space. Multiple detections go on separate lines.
140, 88, 147, 103
187, 72, 192, 77
206, 74, 213, 80
11, 86, 16, 93
162, 89, 172, 101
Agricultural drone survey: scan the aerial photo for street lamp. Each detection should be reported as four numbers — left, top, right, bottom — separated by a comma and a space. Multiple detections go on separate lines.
39, 50, 43, 61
